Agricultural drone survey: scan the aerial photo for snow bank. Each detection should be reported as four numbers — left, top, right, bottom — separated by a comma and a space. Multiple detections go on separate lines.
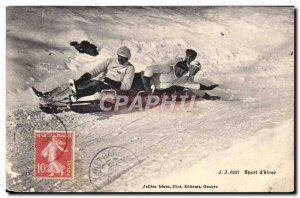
6, 7, 294, 109
6, 7, 294, 192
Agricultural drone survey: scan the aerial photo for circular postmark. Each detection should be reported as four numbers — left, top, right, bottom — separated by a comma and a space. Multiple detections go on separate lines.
8, 109, 73, 181
89, 146, 140, 190
33, 112, 70, 163
12, 110, 70, 163
32, 111, 74, 179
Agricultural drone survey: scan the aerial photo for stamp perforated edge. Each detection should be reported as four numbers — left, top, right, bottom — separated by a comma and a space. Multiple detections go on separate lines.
34, 130, 75, 180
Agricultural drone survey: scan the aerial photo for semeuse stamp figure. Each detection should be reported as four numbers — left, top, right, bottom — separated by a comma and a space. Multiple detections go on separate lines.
34, 131, 74, 179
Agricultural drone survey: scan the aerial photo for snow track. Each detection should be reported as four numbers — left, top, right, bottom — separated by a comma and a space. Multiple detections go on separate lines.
6, 7, 294, 192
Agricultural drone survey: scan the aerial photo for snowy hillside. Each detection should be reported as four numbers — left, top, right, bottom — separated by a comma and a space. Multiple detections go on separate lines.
6, 7, 294, 192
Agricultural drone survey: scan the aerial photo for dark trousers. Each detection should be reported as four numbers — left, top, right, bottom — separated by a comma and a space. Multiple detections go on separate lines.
76, 80, 111, 97
131, 72, 185, 94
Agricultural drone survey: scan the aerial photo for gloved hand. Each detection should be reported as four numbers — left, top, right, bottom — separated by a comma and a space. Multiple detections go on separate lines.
189, 63, 201, 76
200, 84, 219, 90
103, 77, 121, 89
189, 68, 199, 77
75, 72, 92, 86
202, 93, 221, 100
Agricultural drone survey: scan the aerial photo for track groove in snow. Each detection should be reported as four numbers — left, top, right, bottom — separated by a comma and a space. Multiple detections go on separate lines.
6, 7, 294, 192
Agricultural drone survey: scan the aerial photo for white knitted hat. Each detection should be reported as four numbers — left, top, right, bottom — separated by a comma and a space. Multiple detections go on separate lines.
117, 46, 131, 59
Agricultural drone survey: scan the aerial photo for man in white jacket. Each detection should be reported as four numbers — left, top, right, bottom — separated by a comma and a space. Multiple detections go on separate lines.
32, 46, 135, 99
141, 49, 219, 100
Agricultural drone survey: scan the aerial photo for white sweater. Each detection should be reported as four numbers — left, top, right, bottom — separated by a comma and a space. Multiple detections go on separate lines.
144, 57, 201, 90
88, 58, 135, 91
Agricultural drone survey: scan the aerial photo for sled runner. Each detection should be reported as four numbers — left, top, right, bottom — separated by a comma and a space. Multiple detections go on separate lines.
33, 72, 222, 114
36, 86, 202, 114
37, 87, 149, 114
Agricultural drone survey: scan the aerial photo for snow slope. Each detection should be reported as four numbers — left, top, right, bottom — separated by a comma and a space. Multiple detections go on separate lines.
6, 7, 294, 192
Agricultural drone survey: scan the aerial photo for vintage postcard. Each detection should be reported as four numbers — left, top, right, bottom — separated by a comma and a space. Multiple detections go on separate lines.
6, 6, 295, 193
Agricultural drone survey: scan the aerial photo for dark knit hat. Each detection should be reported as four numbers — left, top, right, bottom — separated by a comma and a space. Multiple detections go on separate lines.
186, 49, 197, 60
175, 61, 189, 72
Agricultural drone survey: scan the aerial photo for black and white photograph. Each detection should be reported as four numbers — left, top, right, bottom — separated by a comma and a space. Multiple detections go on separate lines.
6, 6, 295, 193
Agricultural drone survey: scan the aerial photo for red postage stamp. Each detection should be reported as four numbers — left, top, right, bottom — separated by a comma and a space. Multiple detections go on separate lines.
34, 131, 74, 179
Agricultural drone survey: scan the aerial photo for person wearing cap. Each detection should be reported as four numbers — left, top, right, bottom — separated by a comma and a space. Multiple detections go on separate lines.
141, 49, 218, 95
31, 46, 135, 99
78, 46, 135, 91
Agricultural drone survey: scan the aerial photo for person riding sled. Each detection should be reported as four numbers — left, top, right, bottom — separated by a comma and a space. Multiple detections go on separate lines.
32, 46, 135, 102
141, 49, 220, 100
